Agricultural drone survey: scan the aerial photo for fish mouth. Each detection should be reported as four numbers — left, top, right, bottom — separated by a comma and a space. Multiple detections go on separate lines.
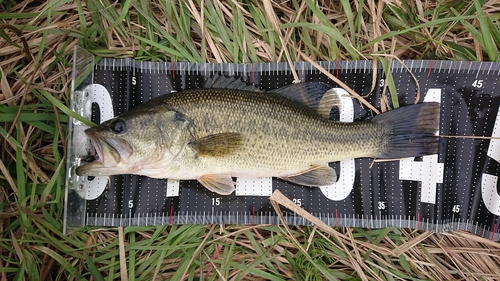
75, 129, 131, 176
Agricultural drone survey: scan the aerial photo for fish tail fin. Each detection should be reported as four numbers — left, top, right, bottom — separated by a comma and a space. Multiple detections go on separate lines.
372, 102, 440, 158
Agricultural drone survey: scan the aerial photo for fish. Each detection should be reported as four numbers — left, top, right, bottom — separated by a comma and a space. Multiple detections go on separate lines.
75, 78, 440, 195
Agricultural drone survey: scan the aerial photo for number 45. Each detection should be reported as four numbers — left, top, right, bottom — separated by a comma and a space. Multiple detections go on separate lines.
472, 79, 483, 88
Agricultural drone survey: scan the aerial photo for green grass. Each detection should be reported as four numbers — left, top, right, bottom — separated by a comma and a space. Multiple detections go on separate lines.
1, 0, 500, 280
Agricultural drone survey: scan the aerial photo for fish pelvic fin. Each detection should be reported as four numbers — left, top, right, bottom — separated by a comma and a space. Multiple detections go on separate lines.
373, 102, 440, 158
198, 174, 235, 195
190, 133, 243, 157
280, 165, 337, 187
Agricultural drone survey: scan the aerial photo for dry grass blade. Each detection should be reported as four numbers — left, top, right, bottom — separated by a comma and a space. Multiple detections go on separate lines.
0, 67, 14, 107
262, 0, 299, 83
393, 231, 433, 256
118, 227, 128, 281
269, 190, 369, 280
296, 50, 381, 114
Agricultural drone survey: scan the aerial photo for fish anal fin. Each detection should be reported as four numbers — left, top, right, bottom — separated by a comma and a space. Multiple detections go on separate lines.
280, 165, 337, 187
190, 133, 243, 157
198, 174, 235, 195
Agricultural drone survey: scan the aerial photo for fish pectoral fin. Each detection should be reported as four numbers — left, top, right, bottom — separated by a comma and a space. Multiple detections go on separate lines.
190, 133, 243, 157
280, 165, 337, 187
198, 174, 235, 195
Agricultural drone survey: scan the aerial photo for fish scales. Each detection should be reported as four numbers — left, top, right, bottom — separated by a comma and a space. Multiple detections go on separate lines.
162, 89, 383, 174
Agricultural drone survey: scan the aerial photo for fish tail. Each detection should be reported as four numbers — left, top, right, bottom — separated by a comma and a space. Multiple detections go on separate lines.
373, 102, 440, 158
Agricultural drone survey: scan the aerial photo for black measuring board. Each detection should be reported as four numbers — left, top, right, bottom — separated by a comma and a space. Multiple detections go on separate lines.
65, 55, 500, 241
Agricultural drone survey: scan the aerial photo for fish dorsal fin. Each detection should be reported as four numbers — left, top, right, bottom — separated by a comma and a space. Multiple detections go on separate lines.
198, 174, 235, 195
189, 133, 243, 157
280, 165, 337, 187
203, 75, 262, 92
270, 82, 340, 115
204, 76, 341, 118
317, 89, 342, 119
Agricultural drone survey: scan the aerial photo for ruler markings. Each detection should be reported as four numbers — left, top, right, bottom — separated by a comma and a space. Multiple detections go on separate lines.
492, 219, 498, 241
487, 62, 493, 75
73, 58, 500, 240
427, 60, 434, 77
467, 61, 473, 74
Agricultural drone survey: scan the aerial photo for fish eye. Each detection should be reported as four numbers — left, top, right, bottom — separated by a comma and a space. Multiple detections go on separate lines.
110, 118, 128, 134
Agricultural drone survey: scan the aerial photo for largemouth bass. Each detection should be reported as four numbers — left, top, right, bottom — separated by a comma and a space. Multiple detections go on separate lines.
76, 81, 440, 195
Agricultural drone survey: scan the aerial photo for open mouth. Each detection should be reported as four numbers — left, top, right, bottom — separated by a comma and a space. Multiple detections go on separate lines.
84, 128, 132, 164
85, 129, 106, 164
76, 130, 119, 176
75, 128, 133, 177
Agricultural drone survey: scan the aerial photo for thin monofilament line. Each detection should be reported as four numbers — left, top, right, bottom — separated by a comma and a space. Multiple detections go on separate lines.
439, 135, 500, 140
